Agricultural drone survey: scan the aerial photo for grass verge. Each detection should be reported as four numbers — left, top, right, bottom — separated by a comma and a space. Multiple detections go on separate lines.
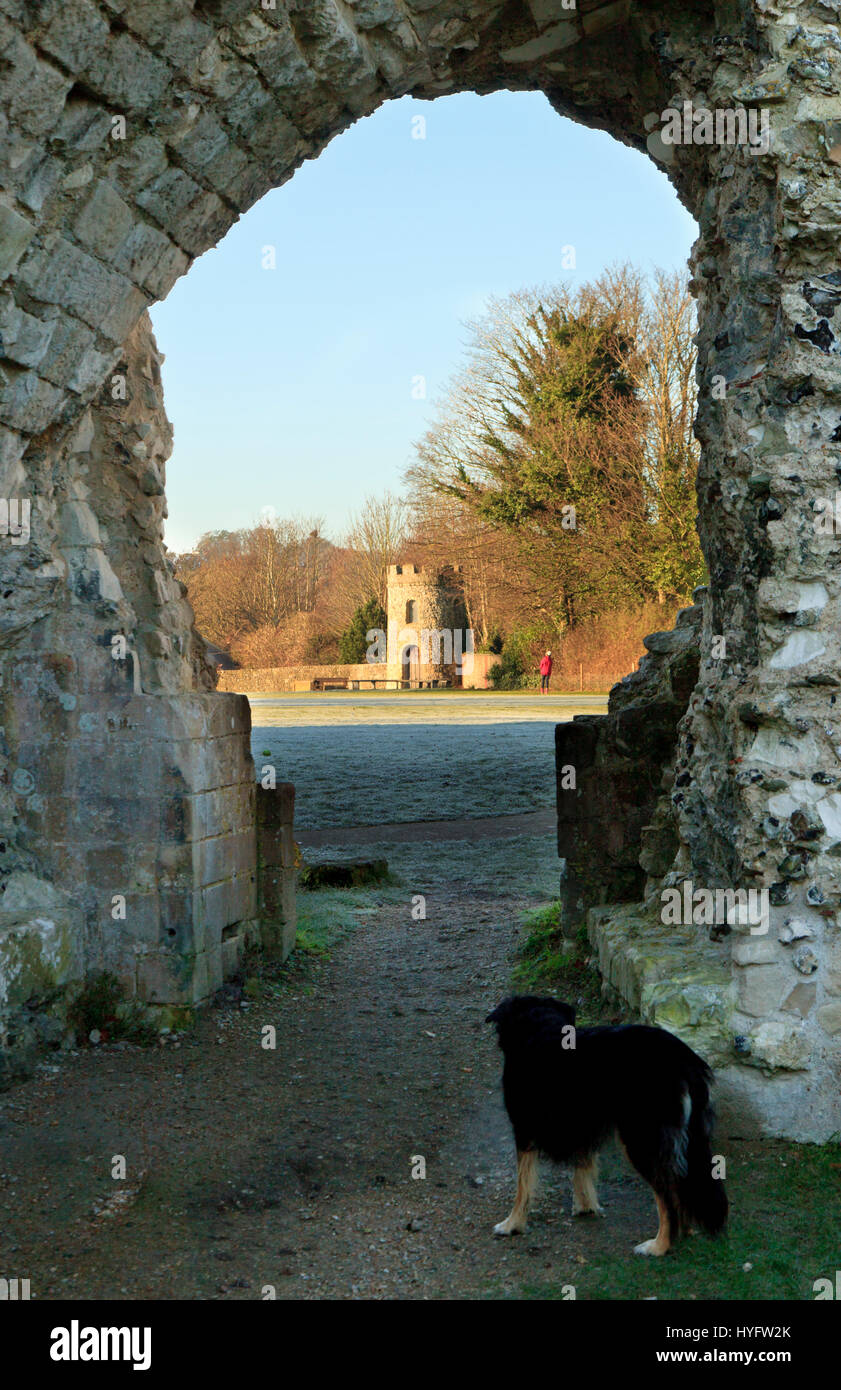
512, 901, 624, 1023
510, 1139, 841, 1301
243, 882, 389, 1001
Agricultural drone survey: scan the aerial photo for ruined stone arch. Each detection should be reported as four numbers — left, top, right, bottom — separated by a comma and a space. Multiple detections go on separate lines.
1, 1, 840, 1137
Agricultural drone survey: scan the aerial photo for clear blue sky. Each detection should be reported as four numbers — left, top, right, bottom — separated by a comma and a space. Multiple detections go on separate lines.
151, 91, 698, 555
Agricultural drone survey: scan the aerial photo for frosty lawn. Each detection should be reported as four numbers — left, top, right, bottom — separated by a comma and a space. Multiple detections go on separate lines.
249, 692, 605, 832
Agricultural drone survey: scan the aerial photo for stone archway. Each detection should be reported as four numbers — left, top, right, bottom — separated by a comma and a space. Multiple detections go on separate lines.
1, 1, 840, 1136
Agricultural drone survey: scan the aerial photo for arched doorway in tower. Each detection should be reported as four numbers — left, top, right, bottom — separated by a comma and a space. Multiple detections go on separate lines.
402, 644, 420, 688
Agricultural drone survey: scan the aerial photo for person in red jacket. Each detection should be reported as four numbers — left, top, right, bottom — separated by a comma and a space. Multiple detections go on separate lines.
539, 650, 553, 694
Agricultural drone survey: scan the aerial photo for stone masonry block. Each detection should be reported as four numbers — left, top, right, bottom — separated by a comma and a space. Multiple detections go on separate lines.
191, 784, 252, 839
38, 0, 111, 73
136, 951, 185, 1005
256, 782, 296, 957
116, 890, 160, 946
256, 781, 295, 867
260, 867, 296, 958
156, 838, 194, 888
69, 740, 161, 802
83, 31, 172, 110
121, 1, 210, 54
73, 179, 135, 259
158, 888, 195, 954
204, 732, 250, 788
197, 829, 255, 887
206, 691, 252, 739
200, 874, 256, 940
159, 793, 194, 842
259, 864, 283, 918
136, 168, 231, 256
0, 368, 63, 432
5, 41, 72, 136
38, 316, 96, 386
732, 937, 780, 966
82, 840, 159, 897
817, 1001, 841, 1036
0, 298, 55, 368
736, 963, 786, 1018
189, 946, 223, 1003
113, 221, 189, 298
0, 203, 35, 277
17, 234, 147, 345
221, 932, 245, 980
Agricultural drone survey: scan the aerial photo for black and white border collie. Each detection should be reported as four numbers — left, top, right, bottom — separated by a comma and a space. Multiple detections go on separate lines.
486, 995, 728, 1255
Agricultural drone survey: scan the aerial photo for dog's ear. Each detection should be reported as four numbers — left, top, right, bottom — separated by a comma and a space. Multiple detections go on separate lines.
485, 997, 513, 1025
534, 995, 576, 1026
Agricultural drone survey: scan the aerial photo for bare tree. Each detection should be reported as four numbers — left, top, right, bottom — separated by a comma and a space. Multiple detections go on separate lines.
176, 515, 329, 650
336, 491, 409, 613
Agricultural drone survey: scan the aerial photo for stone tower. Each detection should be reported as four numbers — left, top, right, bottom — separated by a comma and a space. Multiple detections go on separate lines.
386, 564, 467, 684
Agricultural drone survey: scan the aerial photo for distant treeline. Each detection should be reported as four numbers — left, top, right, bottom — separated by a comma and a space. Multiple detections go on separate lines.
174, 265, 705, 682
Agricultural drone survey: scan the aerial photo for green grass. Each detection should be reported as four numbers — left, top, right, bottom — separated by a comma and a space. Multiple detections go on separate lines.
512, 901, 623, 1023
510, 1141, 841, 1300
243, 883, 384, 1002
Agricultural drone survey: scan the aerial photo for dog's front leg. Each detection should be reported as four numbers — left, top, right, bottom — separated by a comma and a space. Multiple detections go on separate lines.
572, 1154, 604, 1216
494, 1148, 537, 1236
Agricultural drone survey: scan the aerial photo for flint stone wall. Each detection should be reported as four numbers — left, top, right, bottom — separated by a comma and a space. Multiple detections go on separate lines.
558, 589, 841, 1140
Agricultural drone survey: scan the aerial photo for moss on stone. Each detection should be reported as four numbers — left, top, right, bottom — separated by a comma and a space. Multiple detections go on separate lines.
588, 902, 736, 1066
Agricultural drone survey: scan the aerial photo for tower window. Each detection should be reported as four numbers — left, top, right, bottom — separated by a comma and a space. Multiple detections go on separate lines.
406, 599, 418, 624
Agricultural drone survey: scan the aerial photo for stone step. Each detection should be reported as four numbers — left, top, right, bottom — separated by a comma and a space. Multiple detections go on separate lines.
587, 902, 735, 1067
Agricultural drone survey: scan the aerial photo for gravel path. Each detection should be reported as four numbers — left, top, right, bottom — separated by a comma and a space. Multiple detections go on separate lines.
297, 809, 555, 848
0, 879, 653, 1301
0, 695, 658, 1301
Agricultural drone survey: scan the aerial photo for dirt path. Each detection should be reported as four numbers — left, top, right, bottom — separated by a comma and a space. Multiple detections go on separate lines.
0, 857, 660, 1301
298, 809, 555, 848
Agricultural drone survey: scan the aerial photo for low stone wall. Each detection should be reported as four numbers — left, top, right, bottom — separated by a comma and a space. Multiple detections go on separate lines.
218, 664, 390, 693
218, 661, 473, 692
461, 653, 496, 689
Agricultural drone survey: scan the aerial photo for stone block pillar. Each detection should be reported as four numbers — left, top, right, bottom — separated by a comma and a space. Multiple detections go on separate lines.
256, 783, 298, 960
3, 681, 259, 1012
556, 602, 701, 933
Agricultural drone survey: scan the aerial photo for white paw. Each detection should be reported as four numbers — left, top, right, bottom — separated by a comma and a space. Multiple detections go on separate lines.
573, 1202, 605, 1217
493, 1218, 524, 1237
634, 1239, 666, 1257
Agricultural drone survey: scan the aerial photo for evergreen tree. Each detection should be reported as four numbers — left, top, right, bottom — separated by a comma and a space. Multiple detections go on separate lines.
409, 271, 705, 632
339, 595, 387, 664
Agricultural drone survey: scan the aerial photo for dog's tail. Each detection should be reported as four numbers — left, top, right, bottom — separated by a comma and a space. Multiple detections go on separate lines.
676, 1066, 728, 1237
